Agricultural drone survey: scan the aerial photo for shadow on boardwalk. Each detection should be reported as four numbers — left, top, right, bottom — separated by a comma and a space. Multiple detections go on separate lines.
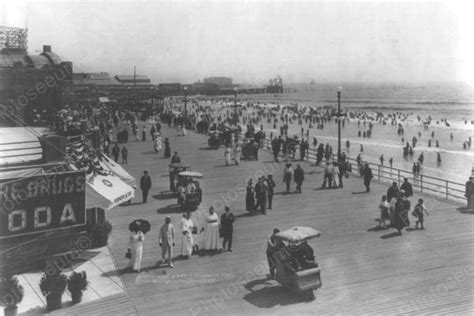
156, 204, 182, 214
457, 206, 474, 215
243, 277, 313, 308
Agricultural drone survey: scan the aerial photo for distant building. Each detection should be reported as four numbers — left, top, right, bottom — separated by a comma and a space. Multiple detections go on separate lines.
265, 76, 283, 94
0, 26, 73, 126
72, 72, 156, 103
158, 83, 181, 95
203, 77, 233, 87
115, 75, 151, 85
73, 72, 121, 91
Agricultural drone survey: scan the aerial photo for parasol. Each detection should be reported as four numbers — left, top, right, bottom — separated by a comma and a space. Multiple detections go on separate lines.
128, 219, 151, 234
179, 171, 203, 178
275, 226, 321, 243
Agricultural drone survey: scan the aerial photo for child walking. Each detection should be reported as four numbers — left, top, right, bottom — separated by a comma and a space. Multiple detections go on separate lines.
379, 195, 390, 229
413, 198, 429, 229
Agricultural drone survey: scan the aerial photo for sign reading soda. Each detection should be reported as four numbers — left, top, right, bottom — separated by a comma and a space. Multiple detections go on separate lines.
0, 171, 86, 237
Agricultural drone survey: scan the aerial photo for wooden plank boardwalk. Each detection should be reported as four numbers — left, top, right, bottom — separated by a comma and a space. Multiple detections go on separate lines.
59, 125, 474, 315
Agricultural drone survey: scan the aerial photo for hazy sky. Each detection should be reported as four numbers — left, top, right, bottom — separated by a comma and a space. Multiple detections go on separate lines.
2, 1, 473, 84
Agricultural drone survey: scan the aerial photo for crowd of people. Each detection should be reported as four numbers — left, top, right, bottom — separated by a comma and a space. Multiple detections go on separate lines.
127, 206, 236, 271
377, 178, 429, 234
82, 95, 470, 281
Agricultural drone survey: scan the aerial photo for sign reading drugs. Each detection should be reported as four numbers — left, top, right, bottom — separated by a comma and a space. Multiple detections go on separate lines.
0, 171, 86, 237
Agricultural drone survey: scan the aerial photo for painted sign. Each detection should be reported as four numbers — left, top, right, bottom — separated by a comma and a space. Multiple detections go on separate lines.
0, 171, 86, 237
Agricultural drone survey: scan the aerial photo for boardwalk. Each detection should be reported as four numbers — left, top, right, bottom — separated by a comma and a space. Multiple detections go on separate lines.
54, 125, 474, 315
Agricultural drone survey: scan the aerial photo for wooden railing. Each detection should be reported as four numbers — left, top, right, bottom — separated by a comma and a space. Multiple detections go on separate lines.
262, 138, 466, 203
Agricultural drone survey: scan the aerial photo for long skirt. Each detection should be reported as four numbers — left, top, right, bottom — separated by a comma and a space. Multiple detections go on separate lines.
154, 141, 162, 153
225, 154, 232, 165
235, 153, 241, 165
181, 233, 193, 256
129, 243, 143, 271
205, 223, 219, 250
246, 194, 255, 212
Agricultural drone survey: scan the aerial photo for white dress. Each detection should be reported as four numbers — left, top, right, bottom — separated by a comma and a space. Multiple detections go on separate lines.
129, 231, 145, 271
234, 146, 241, 165
205, 212, 220, 250
180, 218, 194, 256
154, 136, 162, 153
224, 148, 232, 165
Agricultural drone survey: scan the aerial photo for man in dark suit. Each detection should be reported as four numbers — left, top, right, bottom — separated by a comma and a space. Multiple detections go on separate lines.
271, 137, 281, 162
400, 177, 413, 197
387, 182, 400, 202
466, 177, 474, 210
294, 164, 305, 193
266, 174, 275, 210
221, 206, 235, 252
140, 170, 152, 203
363, 163, 373, 192
171, 152, 181, 163
254, 178, 263, 214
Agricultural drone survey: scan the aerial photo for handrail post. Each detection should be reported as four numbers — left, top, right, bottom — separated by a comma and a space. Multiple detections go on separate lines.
420, 175, 423, 193
398, 169, 400, 184
378, 164, 381, 180
446, 181, 448, 200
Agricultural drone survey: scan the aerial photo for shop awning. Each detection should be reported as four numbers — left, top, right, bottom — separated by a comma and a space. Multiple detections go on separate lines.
0, 167, 44, 182
0, 127, 48, 166
99, 154, 137, 189
86, 172, 135, 210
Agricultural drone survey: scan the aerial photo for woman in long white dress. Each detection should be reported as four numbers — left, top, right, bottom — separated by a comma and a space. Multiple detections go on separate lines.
204, 207, 220, 251
154, 135, 162, 153
180, 212, 194, 258
128, 230, 145, 272
224, 147, 232, 166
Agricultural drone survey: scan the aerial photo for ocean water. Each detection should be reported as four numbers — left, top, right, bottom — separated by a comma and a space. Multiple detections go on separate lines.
237, 82, 474, 184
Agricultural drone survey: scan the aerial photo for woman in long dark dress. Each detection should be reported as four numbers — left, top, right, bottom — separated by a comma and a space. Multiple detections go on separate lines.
246, 179, 256, 214
164, 138, 171, 158
393, 193, 410, 235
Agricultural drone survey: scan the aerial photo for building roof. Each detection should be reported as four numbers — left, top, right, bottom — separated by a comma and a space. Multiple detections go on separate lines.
0, 54, 25, 67
25, 55, 52, 68
41, 51, 62, 66
0, 127, 48, 166
115, 75, 151, 83
1, 51, 61, 69
73, 73, 122, 86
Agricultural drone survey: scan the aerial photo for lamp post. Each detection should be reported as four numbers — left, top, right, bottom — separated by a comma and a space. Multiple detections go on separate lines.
234, 87, 238, 126
337, 86, 342, 160
184, 86, 188, 126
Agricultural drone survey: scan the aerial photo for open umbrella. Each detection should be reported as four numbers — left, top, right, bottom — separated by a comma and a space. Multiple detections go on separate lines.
129, 219, 151, 234
275, 226, 321, 243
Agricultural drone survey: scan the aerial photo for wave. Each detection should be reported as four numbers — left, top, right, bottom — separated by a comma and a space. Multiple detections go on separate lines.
318, 99, 474, 106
